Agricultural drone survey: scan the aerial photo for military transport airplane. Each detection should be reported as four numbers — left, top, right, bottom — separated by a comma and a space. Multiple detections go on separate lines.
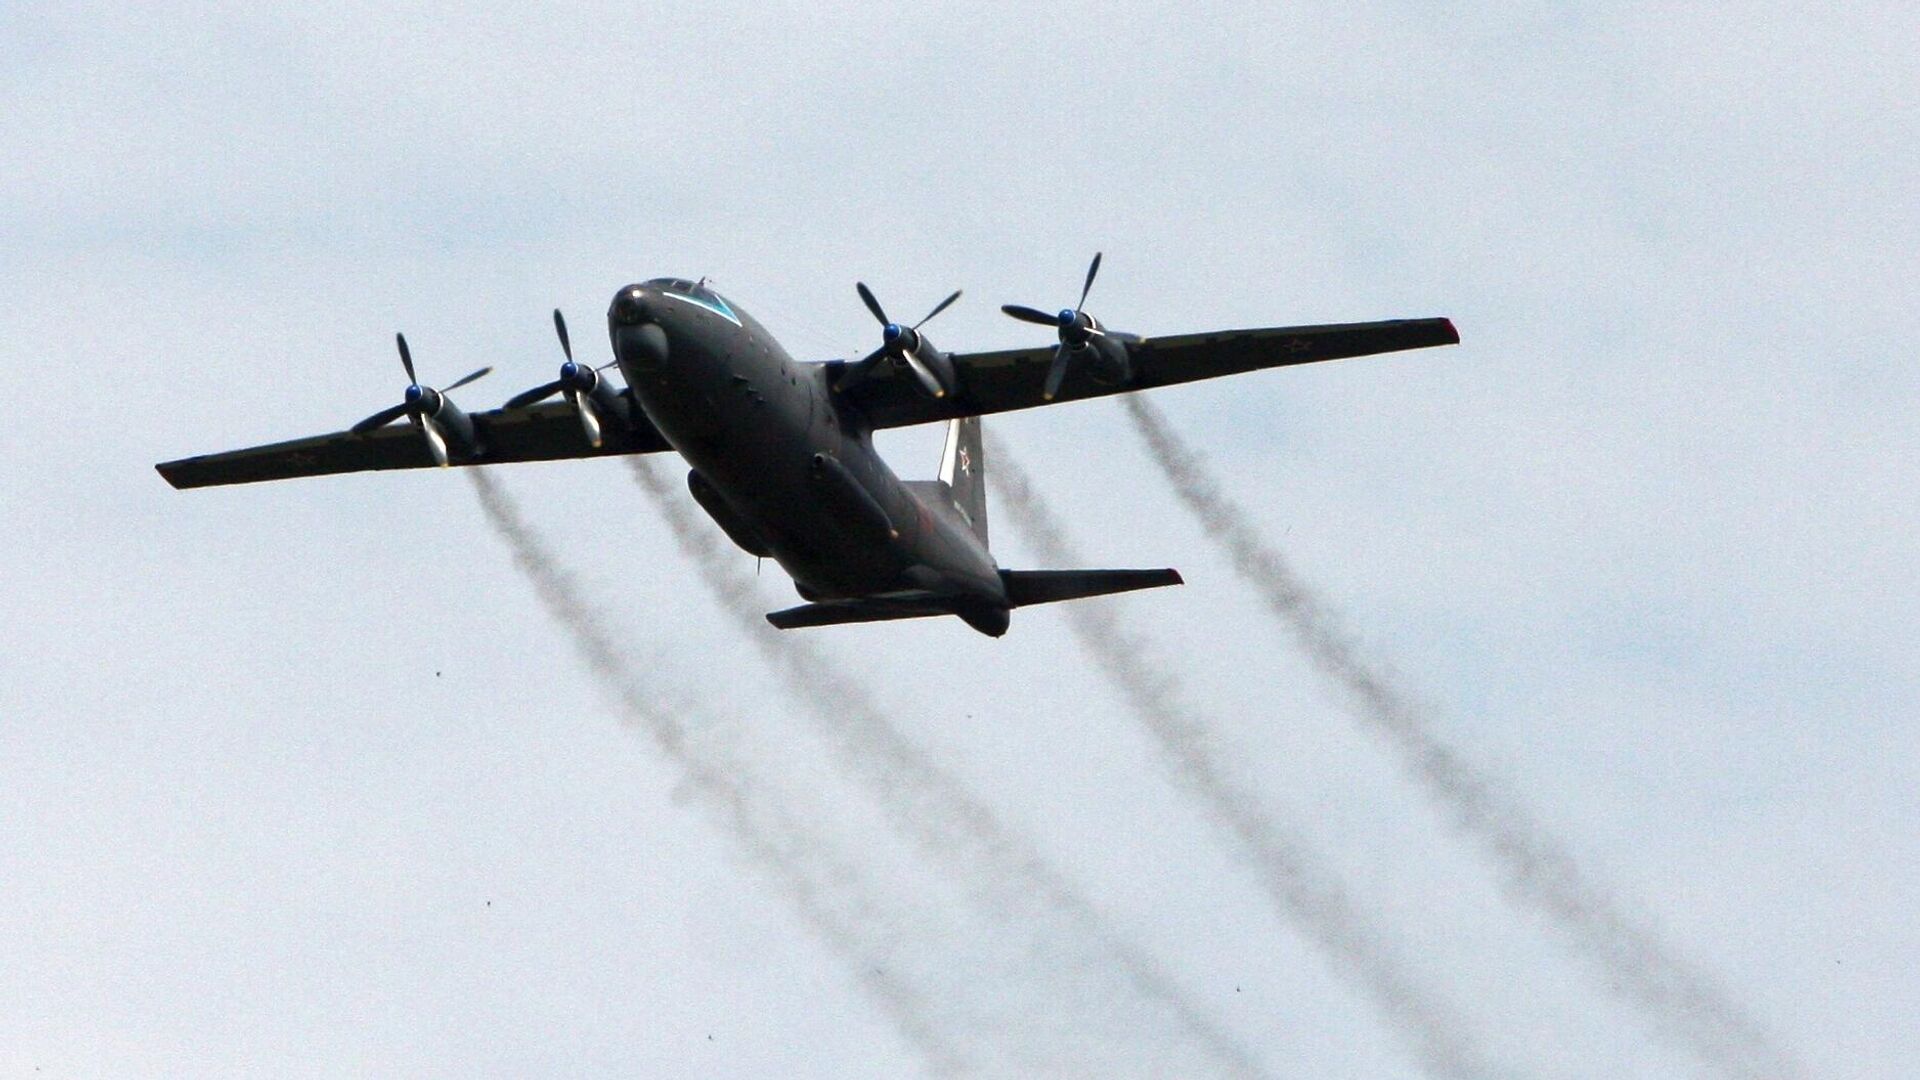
157, 255, 1457, 636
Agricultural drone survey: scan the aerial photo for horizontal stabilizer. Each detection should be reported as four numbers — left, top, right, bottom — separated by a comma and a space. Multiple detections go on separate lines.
766, 594, 956, 630
766, 570, 1182, 632
1000, 568, 1183, 608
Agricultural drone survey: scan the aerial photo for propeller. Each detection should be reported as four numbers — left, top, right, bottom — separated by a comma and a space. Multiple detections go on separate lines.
503, 309, 615, 447
1001, 251, 1103, 401
854, 282, 961, 398
350, 332, 491, 466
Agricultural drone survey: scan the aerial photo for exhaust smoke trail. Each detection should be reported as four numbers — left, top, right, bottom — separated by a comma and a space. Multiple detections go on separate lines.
466, 468, 966, 1075
626, 457, 1265, 1078
989, 438, 1509, 1080
1119, 393, 1805, 1080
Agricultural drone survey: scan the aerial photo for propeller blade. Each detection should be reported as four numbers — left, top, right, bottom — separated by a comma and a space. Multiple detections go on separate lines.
914, 289, 962, 329
553, 309, 573, 362
1042, 346, 1071, 402
902, 351, 946, 399
1001, 304, 1057, 326
443, 366, 492, 393
396, 333, 417, 385
569, 389, 604, 448
855, 281, 890, 326
351, 402, 411, 434
416, 414, 450, 467
504, 380, 564, 409
1074, 251, 1102, 317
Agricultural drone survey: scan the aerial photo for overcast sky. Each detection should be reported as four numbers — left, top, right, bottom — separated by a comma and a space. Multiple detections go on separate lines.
3, 3, 1915, 1077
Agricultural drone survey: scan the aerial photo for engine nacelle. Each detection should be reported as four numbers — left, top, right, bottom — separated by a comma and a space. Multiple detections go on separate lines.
586, 382, 637, 427
896, 344, 957, 397
1080, 334, 1134, 386
687, 470, 772, 557
419, 393, 481, 458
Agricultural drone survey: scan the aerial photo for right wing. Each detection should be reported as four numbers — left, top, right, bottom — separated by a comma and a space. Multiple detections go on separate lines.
156, 398, 672, 490
840, 317, 1459, 430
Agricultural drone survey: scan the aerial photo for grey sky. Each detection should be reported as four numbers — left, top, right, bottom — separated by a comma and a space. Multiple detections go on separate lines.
3, 3, 1914, 1077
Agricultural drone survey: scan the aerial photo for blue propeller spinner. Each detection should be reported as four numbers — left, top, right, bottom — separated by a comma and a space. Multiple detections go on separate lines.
501, 310, 620, 447
1001, 251, 1105, 401
350, 333, 491, 466
850, 281, 962, 399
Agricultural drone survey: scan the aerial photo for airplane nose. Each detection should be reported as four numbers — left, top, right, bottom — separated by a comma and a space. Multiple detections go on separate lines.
613, 321, 670, 372
610, 286, 651, 327
608, 286, 669, 370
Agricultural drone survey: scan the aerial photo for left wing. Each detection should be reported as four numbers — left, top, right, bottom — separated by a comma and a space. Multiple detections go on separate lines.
840, 317, 1458, 430
156, 399, 672, 490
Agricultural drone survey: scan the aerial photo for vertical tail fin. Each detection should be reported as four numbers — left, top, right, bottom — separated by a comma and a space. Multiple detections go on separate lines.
938, 416, 989, 548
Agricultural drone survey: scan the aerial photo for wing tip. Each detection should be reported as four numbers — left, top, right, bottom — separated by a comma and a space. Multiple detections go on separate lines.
155, 460, 191, 490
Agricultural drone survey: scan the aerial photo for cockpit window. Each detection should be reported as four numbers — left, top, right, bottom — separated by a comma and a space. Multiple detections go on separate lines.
643, 277, 742, 327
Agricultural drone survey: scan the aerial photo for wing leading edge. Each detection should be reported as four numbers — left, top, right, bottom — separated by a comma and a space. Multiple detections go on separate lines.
156, 398, 672, 490
842, 317, 1459, 430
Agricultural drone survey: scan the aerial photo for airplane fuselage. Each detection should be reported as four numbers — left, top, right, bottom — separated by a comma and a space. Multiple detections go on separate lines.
606, 279, 1010, 632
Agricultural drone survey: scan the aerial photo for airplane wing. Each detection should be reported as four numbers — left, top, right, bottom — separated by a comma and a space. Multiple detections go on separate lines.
839, 317, 1459, 430
156, 398, 672, 490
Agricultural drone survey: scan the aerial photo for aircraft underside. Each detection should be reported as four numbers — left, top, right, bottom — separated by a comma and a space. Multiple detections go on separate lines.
154, 262, 1458, 636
